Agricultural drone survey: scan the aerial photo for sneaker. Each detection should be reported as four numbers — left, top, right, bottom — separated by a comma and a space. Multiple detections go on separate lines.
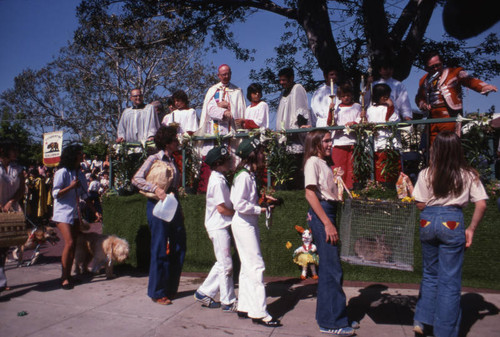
319, 326, 356, 336
351, 321, 360, 329
221, 302, 238, 312
413, 320, 424, 334
194, 291, 221, 308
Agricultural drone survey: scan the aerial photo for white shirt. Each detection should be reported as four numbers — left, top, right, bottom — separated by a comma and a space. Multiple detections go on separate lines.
205, 170, 233, 231
245, 101, 269, 128
162, 108, 199, 134
0, 161, 23, 211
333, 103, 362, 146
366, 104, 401, 151
304, 156, 340, 202
88, 180, 100, 193
365, 77, 412, 120
117, 104, 160, 145
413, 168, 488, 208
230, 167, 261, 226
276, 83, 310, 130
52, 168, 89, 224
310, 83, 339, 127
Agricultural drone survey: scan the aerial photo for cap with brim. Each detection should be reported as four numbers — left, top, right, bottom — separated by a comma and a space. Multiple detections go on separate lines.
205, 146, 229, 166
236, 137, 261, 159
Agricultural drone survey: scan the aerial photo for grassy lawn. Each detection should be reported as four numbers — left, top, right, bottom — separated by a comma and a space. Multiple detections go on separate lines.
102, 191, 500, 290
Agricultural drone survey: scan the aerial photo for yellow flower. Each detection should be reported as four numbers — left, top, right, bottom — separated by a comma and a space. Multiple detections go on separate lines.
286, 241, 292, 249
351, 192, 360, 199
401, 196, 415, 203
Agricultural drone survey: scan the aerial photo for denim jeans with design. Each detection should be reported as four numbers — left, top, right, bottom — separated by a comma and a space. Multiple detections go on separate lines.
414, 206, 465, 337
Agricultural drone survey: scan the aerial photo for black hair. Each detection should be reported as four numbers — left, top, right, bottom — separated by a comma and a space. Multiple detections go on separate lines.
423, 50, 442, 65
154, 125, 178, 150
338, 83, 354, 96
246, 83, 263, 101
278, 67, 294, 79
59, 144, 83, 170
371, 83, 392, 105
172, 90, 189, 107
0, 139, 19, 158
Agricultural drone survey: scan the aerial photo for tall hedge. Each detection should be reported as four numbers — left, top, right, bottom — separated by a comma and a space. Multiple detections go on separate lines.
102, 192, 500, 290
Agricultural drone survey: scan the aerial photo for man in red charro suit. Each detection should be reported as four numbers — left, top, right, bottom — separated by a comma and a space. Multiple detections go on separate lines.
415, 51, 497, 143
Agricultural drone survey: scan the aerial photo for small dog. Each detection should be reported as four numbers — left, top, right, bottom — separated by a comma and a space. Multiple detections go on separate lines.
12, 226, 60, 266
73, 232, 129, 279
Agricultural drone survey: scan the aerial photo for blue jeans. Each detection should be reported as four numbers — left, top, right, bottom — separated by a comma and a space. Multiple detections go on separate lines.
146, 199, 186, 299
414, 206, 465, 337
308, 200, 349, 329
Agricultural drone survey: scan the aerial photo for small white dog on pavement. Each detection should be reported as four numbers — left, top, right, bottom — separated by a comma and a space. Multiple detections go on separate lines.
73, 232, 129, 279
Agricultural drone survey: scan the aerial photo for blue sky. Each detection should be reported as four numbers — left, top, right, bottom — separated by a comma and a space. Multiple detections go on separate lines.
1, 0, 499, 122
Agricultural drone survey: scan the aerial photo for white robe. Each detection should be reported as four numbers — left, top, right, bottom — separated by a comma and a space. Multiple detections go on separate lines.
196, 82, 246, 137
162, 108, 199, 134
310, 83, 340, 127
117, 104, 160, 145
366, 104, 401, 151
245, 101, 269, 128
276, 83, 310, 130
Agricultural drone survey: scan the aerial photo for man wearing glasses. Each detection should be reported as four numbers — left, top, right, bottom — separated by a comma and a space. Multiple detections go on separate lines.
415, 51, 497, 144
116, 88, 160, 145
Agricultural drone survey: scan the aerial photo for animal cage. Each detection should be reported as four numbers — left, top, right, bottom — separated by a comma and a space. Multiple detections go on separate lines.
339, 198, 416, 271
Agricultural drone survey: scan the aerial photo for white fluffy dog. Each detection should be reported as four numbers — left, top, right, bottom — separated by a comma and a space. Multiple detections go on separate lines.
73, 232, 129, 279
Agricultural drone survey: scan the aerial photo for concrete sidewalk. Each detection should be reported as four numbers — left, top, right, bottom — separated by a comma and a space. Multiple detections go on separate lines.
1, 257, 499, 337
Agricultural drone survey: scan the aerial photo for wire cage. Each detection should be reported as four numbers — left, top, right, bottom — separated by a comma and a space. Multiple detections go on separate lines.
339, 198, 416, 271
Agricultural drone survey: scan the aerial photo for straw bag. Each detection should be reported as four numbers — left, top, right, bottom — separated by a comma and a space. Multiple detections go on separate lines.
0, 211, 27, 247
138, 160, 174, 200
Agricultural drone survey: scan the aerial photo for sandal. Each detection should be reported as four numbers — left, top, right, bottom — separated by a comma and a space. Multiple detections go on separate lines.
152, 296, 172, 305
61, 281, 74, 290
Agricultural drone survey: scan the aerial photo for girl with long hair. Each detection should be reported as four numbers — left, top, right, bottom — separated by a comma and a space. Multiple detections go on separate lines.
303, 129, 356, 336
52, 144, 95, 289
229, 137, 281, 327
413, 131, 488, 337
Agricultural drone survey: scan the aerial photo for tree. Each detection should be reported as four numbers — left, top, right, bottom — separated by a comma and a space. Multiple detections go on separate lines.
75, 0, 499, 100
0, 17, 217, 143
0, 107, 41, 166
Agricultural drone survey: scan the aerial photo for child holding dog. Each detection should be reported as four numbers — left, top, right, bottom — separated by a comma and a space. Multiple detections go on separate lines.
194, 145, 237, 311
303, 129, 356, 336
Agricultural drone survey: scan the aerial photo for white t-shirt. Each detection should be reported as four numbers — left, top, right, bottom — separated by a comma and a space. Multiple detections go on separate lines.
245, 101, 269, 128
304, 156, 340, 202
413, 168, 488, 208
205, 170, 233, 231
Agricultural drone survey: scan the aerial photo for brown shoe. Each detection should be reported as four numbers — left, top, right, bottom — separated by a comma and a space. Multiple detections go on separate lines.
152, 297, 172, 305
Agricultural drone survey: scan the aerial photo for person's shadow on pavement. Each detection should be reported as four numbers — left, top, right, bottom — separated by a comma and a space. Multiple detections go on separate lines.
347, 284, 417, 326
459, 292, 499, 337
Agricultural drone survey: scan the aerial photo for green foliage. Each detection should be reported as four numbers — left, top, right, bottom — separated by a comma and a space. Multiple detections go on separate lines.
0, 119, 41, 166
351, 123, 376, 185
265, 132, 297, 189
110, 142, 150, 195
461, 115, 496, 182
102, 191, 500, 290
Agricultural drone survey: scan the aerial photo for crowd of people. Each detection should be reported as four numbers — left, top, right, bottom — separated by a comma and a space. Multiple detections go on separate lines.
0, 49, 497, 337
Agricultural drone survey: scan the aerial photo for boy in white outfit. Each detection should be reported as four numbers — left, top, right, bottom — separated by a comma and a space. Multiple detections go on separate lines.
194, 146, 238, 312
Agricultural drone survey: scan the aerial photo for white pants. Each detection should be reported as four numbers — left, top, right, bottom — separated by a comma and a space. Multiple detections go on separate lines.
231, 220, 269, 319
197, 227, 236, 305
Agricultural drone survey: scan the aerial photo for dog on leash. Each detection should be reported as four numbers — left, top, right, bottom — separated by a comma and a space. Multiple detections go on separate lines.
12, 226, 60, 266
73, 232, 129, 279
